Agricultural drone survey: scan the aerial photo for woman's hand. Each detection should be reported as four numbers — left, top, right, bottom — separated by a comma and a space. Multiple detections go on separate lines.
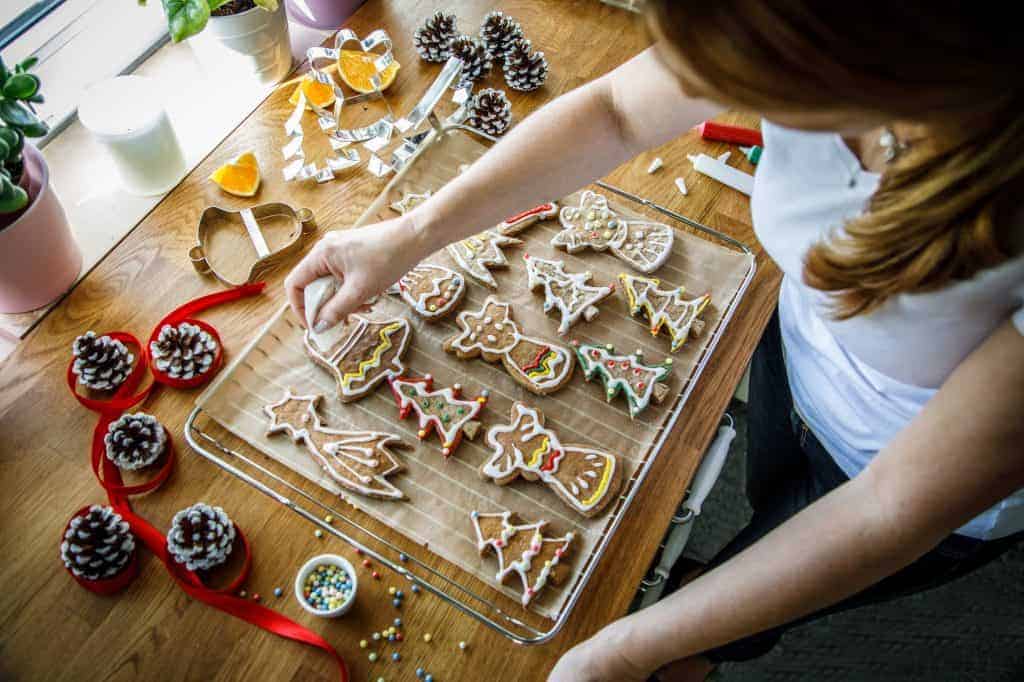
548, 624, 651, 682
285, 216, 424, 331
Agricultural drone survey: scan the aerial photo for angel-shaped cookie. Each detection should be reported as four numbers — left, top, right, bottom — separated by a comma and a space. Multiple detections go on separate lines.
387, 263, 466, 320
553, 191, 674, 273
444, 297, 575, 395
446, 203, 558, 287
483, 403, 623, 517
388, 374, 487, 458
303, 315, 411, 401
619, 274, 711, 352
573, 341, 673, 417
470, 510, 574, 607
524, 254, 614, 334
264, 389, 407, 500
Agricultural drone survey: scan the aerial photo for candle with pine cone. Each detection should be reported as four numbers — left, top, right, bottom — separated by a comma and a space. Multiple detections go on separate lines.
71, 331, 134, 391
413, 10, 459, 63
104, 412, 167, 470
479, 11, 523, 63
450, 35, 492, 87
150, 321, 218, 380
468, 88, 513, 136
166, 503, 236, 571
61, 505, 135, 581
503, 38, 549, 92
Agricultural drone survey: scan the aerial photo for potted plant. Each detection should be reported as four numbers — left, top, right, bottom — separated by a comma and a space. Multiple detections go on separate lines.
0, 57, 82, 314
149, 0, 293, 83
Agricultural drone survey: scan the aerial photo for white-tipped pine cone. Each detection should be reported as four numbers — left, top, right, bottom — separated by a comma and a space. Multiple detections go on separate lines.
468, 88, 513, 136
72, 331, 134, 391
61, 505, 135, 581
413, 10, 458, 63
104, 412, 167, 470
479, 11, 524, 63
166, 503, 236, 571
450, 35, 492, 87
503, 38, 549, 92
150, 322, 218, 380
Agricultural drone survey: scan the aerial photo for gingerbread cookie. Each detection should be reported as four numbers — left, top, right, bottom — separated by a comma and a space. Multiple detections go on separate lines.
573, 342, 673, 418
496, 202, 559, 234
553, 191, 674, 273
388, 374, 487, 458
470, 510, 574, 607
524, 254, 614, 335
264, 389, 407, 500
619, 274, 711, 352
387, 263, 466, 321
483, 402, 622, 517
389, 190, 432, 215
303, 315, 411, 402
446, 230, 522, 288
444, 296, 575, 395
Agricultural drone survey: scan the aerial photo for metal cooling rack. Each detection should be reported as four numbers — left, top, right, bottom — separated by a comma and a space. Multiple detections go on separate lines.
184, 128, 757, 645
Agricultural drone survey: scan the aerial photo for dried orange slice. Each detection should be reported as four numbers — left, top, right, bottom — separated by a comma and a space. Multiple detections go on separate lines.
288, 75, 337, 110
337, 49, 400, 94
210, 151, 261, 197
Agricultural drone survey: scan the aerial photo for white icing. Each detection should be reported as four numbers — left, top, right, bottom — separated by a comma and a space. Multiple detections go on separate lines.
575, 342, 673, 417
302, 315, 410, 400
524, 256, 613, 335
619, 274, 712, 352
388, 376, 484, 456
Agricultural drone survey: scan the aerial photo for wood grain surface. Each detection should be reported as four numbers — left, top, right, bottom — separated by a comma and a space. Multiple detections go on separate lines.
0, 2, 781, 680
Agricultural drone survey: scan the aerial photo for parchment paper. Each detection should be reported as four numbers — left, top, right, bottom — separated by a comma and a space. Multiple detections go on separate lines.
196, 128, 753, 620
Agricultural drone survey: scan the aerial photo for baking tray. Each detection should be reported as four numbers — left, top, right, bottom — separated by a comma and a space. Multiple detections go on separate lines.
185, 124, 755, 644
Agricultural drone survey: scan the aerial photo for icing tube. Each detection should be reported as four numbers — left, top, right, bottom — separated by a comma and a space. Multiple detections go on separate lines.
688, 153, 755, 196
695, 120, 763, 147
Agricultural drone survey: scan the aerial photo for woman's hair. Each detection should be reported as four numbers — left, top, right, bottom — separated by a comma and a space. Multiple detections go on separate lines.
649, 1, 1023, 318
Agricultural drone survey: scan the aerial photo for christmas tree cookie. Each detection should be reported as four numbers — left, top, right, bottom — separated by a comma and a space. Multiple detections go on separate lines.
573, 342, 673, 418
444, 296, 575, 395
553, 191, 674, 273
388, 374, 488, 458
619, 274, 711, 352
264, 389, 407, 500
387, 263, 466, 321
303, 315, 411, 402
470, 510, 574, 607
446, 203, 557, 288
483, 402, 622, 517
524, 254, 614, 334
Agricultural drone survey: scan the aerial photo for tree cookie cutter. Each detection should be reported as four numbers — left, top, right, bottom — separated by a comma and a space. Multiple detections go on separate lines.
189, 203, 317, 287
284, 27, 472, 183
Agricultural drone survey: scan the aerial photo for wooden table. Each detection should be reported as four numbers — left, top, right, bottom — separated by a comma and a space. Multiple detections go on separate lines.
0, 2, 780, 679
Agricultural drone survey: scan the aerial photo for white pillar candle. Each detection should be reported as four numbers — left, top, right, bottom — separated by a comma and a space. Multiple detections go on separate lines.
687, 153, 754, 196
78, 76, 187, 196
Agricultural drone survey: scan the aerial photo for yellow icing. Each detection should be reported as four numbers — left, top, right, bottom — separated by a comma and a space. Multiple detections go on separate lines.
341, 322, 402, 391
524, 436, 550, 468
579, 454, 613, 509
524, 349, 558, 379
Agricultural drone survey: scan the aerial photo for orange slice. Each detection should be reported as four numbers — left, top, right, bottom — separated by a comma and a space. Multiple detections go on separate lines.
288, 75, 337, 110
337, 49, 400, 94
210, 151, 261, 197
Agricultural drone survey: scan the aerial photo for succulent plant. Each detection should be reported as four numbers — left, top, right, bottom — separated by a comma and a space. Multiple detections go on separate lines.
1, 55, 47, 215
145, 0, 279, 44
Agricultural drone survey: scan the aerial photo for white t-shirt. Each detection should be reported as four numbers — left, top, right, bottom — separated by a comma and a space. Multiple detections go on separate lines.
752, 120, 1024, 540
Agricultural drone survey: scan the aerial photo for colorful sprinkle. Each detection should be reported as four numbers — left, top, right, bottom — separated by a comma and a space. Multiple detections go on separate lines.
368, 652, 378, 662
391, 652, 401, 661
360, 640, 368, 649
399, 553, 408, 562
324, 515, 334, 524
423, 633, 432, 643
459, 641, 468, 651
273, 587, 283, 598
394, 618, 403, 627
373, 571, 381, 580
392, 598, 401, 608
238, 589, 247, 598
411, 584, 420, 594
388, 586, 397, 595
416, 669, 425, 679
363, 559, 372, 568
314, 529, 324, 539
372, 632, 381, 641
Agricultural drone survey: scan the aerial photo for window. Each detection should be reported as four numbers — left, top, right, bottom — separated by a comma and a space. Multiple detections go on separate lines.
0, 0, 169, 145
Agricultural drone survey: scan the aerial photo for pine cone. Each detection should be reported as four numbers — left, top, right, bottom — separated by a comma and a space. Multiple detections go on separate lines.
104, 412, 167, 471
61, 505, 135, 581
150, 322, 218, 380
167, 503, 236, 571
503, 38, 549, 92
450, 35, 492, 87
479, 11, 524, 63
72, 331, 134, 392
413, 10, 458, 63
468, 88, 513, 136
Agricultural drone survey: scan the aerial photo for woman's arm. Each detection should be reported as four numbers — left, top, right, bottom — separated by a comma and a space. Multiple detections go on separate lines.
551, 319, 1024, 681
286, 47, 721, 327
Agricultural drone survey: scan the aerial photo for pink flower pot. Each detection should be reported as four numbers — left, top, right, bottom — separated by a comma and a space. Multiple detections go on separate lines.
0, 145, 82, 313
285, 0, 366, 30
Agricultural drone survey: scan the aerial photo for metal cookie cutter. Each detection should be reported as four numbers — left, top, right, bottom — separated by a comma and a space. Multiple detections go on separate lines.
189, 203, 317, 287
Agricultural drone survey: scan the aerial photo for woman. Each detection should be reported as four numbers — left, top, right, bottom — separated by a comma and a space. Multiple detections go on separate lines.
286, 2, 1024, 679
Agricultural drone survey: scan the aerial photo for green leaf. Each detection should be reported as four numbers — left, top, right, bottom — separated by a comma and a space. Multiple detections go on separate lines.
0, 176, 29, 214
0, 101, 47, 137
15, 56, 38, 73
253, 0, 279, 10
0, 56, 8, 82
0, 126, 19, 151
27, 93, 44, 104
161, 0, 211, 42
2, 73, 40, 99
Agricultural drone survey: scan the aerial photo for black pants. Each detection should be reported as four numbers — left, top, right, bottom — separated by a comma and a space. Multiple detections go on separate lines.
693, 311, 1024, 663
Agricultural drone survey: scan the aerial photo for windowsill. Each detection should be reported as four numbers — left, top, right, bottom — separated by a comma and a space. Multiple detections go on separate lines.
0, 20, 330, 356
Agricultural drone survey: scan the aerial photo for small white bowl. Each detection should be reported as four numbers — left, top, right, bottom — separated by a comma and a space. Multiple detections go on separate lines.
294, 553, 358, 617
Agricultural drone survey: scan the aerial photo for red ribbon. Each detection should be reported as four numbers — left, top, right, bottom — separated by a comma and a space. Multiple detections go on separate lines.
63, 284, 349, 682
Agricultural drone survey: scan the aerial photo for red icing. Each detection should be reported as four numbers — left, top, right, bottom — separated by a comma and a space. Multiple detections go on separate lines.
541, 448, 564, 472
501, 203, 555, 227
521, 345, 552, 372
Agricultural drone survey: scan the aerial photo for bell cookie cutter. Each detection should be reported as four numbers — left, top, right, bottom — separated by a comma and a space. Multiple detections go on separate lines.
189, 203, 317, 287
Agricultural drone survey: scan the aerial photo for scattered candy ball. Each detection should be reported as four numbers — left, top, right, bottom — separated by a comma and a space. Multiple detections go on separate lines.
368, 652, 378, 662
372, 571, 381, 580
394, 618, 403, 627
396, 633, 404, 642
372, 632, 381, 641
459, 641, 468, 651
395, 590, 404, 599
399, 553, 408, 562
252, 593, 261, 602
391, 652, 401, 662
392, 598, 401, 608
314, 529, 324, 539
238, 589, 247, 598
362, 559, 372, 568
425, 675, 434, 682
416, 668, 425, 679
359, 639, 368, 649
273, 587, 283, 598
423, 633, 432, 643
388, 586, 397, 595
411, 584, 421, 594
355, 548, 364, 556
324, 515, 334, 524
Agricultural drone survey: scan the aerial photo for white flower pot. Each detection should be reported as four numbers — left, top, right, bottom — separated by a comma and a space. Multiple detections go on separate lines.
190, 3, 293, 84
